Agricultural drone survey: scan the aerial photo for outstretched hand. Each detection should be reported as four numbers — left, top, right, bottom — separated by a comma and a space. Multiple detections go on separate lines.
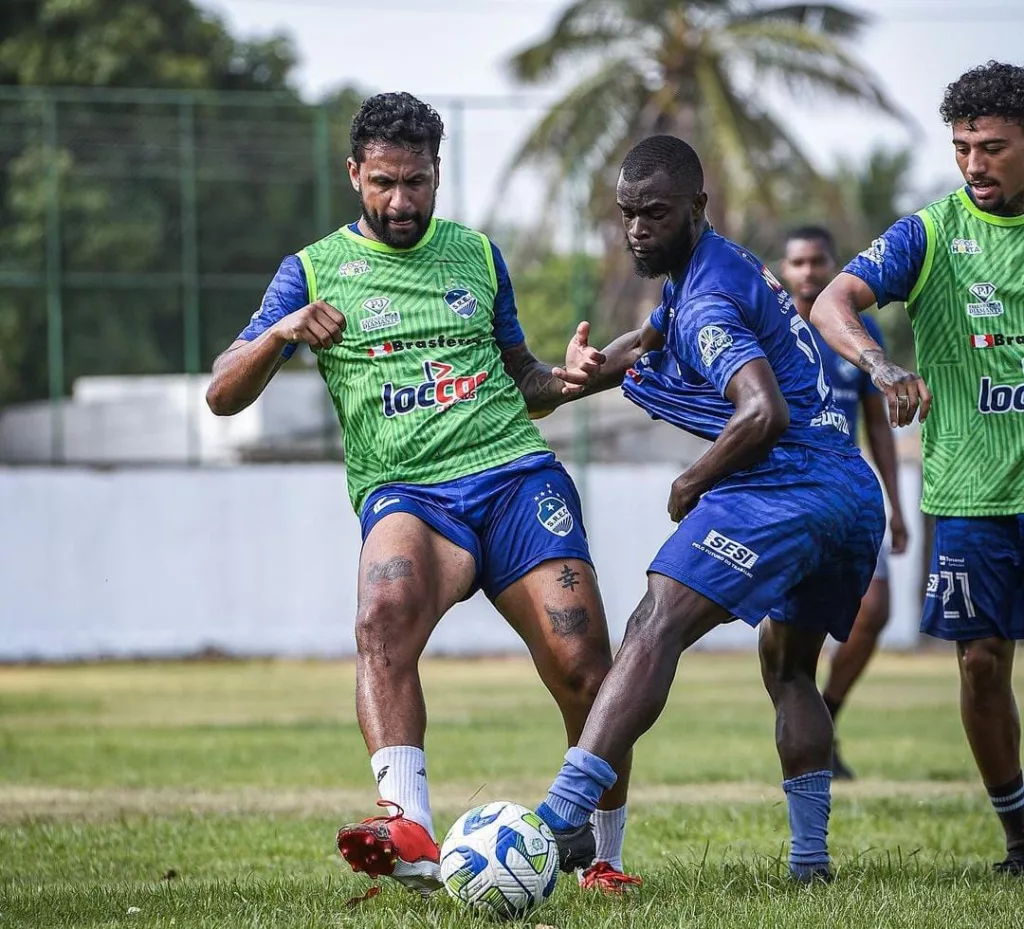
551, 321, 607, 395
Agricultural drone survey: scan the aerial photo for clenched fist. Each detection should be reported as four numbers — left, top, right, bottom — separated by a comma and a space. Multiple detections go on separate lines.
272, 300, 346, 350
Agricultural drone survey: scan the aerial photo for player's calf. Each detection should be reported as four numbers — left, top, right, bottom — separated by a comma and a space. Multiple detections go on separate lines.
759, 621, 834, 880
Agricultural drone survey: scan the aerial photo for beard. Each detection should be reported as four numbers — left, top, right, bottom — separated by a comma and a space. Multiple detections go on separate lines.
359, 191, 436, 248
627, 225, 695, 279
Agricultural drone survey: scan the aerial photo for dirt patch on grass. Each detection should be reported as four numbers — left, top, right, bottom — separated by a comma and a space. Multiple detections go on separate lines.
0, 779, 982, 823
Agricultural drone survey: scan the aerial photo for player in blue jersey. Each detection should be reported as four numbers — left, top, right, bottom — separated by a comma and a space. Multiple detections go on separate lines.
529, 136, 885, 882
780, 226, 908, 780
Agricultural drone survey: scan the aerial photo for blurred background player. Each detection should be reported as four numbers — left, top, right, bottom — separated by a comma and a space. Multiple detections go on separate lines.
532, 136, 884, 883
205, 92, 637, 893
810, 61, 1024, 873
780, 226, 909, 780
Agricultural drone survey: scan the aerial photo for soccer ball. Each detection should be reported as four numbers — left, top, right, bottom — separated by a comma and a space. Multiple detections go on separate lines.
440, 801, 559, 919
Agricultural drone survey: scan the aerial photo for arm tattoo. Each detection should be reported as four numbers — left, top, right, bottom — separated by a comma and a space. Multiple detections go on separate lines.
558, 564, 581, 590
502, 344, 564, 412
858, 348, 886, 370
545, 605, 590, 637
367, 557, 414, 584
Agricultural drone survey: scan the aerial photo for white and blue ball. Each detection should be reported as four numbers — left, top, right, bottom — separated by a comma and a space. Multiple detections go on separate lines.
440, 801, 559, 919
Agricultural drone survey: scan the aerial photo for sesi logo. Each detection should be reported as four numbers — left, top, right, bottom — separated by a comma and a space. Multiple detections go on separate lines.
977, 376, 1024, 414
381, 360, 487, 417
702, 530, 760, 570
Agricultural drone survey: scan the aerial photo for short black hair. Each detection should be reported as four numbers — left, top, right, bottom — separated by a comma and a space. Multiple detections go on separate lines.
939, 61, 1024, 128
785, 225, 836, 259
350, 92, 445, 163
620, 135, 704, 194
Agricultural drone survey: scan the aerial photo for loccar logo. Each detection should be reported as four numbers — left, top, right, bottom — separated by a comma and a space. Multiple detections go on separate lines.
382, 360, 487, 417
978, 376, 1024, 414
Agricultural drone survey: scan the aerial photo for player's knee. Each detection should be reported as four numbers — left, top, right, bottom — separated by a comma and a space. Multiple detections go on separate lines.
759, 624, 816, 694
355, 595, 428, 670
960, 642, 1012, 700
555, 649, 610, 706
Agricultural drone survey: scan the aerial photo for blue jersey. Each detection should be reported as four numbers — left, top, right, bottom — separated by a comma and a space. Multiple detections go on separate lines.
237, 224, 526, 359
813, 313, 884, 437
622, 229, 855, 455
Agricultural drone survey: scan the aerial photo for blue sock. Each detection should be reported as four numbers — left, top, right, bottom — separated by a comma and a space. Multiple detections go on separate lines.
537, 747, 617, 831
783, 770, 832, 878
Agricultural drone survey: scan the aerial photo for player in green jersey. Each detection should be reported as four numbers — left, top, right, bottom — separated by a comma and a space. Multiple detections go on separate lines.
810, 62, 1024, 873
206, 93, 638, 894
780, 226, 908, 780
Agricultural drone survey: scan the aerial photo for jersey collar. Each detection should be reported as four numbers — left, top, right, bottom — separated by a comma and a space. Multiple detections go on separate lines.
957, 187, 1024, 227
340, 217, 439, 253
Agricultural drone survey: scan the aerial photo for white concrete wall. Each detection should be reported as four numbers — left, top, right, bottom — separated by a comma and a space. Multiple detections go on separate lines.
0, 463, 924, 662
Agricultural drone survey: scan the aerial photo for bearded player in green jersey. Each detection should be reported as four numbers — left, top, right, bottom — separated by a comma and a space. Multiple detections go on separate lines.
811, 61, 1024, 874
206, 93, 638, 894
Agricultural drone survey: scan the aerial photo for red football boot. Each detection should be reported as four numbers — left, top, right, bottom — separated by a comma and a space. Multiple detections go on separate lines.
336, 801, 442, 896
579, 861, 643, 894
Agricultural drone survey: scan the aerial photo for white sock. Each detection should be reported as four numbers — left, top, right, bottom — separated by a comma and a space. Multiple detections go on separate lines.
370, 745, 435, 839
591, 804, 628, 871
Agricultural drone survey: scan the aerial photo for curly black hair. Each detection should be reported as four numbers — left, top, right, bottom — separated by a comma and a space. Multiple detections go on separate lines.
939, 61, 1024, 127
350, 92, 445, 163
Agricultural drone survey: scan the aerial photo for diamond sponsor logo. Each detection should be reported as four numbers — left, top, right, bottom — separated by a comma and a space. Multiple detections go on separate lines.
359, 296, 401, 333
966, 282, 1004, 318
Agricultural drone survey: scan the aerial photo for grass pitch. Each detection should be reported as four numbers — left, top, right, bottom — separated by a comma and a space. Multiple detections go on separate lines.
1, 651, 1023, 927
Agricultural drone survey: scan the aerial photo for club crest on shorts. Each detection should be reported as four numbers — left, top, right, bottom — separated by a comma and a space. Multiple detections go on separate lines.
444, 283, 478, 319
534, 483, 574, 537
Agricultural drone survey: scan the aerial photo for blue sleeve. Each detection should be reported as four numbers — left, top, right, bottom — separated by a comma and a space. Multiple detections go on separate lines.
859, 314, 885, 397
489, 243, 526, 350
671, 293, 767, 398
842, 215, 927, 307
237, 255, 309, 360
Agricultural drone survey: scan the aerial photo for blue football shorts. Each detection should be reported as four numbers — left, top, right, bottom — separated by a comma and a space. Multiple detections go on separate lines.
360, 452, 592, 600
649, 446, 885, 642
922, 515, 1024, 641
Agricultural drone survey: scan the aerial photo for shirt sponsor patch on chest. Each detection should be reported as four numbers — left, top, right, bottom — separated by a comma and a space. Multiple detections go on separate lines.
359, 296, 401, 333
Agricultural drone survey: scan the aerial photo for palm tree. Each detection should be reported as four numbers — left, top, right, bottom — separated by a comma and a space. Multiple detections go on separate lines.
504, 0, 909, 326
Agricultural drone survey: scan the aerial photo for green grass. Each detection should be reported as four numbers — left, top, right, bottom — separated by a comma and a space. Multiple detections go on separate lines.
1, 652, 1022, 927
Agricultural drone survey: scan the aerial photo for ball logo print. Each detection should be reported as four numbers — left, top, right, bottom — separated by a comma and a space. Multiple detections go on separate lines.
440, 801, 558, 919
534, 484, 574, 537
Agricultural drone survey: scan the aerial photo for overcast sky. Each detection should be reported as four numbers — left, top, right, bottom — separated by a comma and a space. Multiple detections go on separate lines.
198, 0, 1024, 229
